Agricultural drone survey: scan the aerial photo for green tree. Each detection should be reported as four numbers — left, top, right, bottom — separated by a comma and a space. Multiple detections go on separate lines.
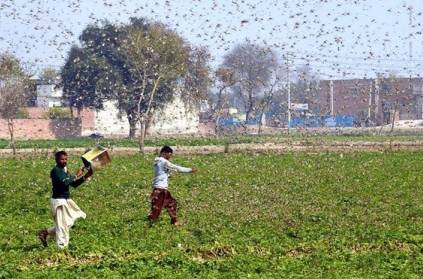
0, 54, 30, 154
61, 45, 108, 116
183, 46, 211, 108
119, 21, 189, 153
61, 18, 206, 153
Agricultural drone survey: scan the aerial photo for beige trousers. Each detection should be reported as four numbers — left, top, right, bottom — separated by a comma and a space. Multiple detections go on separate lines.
47, 198, 86, 249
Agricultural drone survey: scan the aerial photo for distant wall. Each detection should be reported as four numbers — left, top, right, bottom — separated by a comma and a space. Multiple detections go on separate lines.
0, 108, 95, 140
94, 95, 200, 137
0, 119, 81, 139
0, 95, 200, 140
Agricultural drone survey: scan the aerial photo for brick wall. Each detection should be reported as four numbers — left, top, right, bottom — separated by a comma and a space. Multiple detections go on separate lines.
0, 119, 82, 139
79, 109, 95, 136
0, 108, 94, 140
27, 107, 48, 119
312, 79, 372, 117
312, 78, 423, 125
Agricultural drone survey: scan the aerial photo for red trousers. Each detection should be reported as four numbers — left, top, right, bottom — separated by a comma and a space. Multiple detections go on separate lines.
148, 188, 177, 224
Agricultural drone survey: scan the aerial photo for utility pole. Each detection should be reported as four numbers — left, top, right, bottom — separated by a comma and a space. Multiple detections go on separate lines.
409, 6, 413, 64
286, 53, 291, 131
409, 5, 413, 89
368, 84, 372, 125
408, 5, 415, 119
330, 80, 334, 116
374, 77, 379, 125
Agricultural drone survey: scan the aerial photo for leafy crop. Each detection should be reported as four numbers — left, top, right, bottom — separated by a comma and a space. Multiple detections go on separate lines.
0, 152, 422, 278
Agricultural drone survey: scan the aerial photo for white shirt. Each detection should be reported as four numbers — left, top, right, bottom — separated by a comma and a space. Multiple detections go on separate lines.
152, 157, 192, 189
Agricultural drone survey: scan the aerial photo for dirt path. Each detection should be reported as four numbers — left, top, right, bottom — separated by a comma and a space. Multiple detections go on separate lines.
1, 141, 423, 157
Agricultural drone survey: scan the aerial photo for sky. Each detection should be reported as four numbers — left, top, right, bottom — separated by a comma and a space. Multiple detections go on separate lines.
1, 0, 423, 79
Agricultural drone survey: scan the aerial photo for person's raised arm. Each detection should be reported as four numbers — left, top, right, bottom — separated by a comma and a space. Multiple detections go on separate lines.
52, 168, 84, 188
165, 160, 194, 173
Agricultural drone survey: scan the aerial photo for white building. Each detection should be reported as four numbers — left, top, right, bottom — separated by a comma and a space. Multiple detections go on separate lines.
36, 84, 63, 107
33, 80, 200, 136
92, 93, 200, 137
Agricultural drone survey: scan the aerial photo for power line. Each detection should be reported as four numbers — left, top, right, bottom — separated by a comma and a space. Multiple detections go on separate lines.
291, 50, 423, 63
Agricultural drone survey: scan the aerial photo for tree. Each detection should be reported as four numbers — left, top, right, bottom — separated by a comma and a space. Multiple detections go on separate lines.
255, 65, 285, 133
221, 42, 279, 122
119, 21, 189, 153
290, 64, 320, 106
40, 67, 60, 84
208, 67, 238, 134
183, 46, 211, 109
0, 54, 30, 154
61, 18, 204, 153
62, 45, 109, 116
377, 73, 413, 133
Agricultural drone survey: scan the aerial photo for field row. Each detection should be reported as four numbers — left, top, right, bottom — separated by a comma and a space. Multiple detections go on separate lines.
1, 152, 422, 277
1, 134, 423, 150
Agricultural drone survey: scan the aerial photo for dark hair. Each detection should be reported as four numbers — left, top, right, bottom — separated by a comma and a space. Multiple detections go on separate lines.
160, 146, 173, 154
55, 150, 67, 160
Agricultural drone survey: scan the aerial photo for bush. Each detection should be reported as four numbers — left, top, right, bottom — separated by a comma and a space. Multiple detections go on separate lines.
46, 107, 73, 119
15, 107, 29, 119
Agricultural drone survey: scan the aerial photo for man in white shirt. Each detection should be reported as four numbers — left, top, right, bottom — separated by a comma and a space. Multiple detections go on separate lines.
148, 146, 197, 226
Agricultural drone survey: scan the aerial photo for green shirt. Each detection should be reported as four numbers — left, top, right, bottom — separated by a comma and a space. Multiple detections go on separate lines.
50, 165, 85, 199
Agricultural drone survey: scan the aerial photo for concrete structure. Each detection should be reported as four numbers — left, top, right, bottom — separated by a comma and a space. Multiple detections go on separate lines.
0, 94, 199, 139
36, 84, 63, 107
93, 93, 199, 137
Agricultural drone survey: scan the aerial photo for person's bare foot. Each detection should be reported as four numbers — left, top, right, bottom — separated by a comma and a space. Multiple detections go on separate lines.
37, 229, 48, 247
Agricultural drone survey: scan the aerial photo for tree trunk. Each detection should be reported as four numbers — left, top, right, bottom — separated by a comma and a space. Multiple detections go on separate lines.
390, 101, 398, 133
245, 89, 255, 123
145, 112, 154, 136
128, 113, 137, 138
258, 113, 263, 134
7, 118, 16, 155
215, 114, 221, 135
139, 76, 161, 154
245, 107, 251, 124
138, 117, 146, 155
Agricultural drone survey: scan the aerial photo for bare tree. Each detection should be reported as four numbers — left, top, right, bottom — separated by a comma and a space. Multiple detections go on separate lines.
290, 64, 320, 107
0, 54, 30, 154
377, 73, 413, 134
209, 67, 238, 134
222, 42, 278, 122
40, 67, 60, 84
256, 65, 285, 134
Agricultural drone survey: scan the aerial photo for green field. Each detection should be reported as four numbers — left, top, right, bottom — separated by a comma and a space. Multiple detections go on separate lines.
1, 152, 423, 278
1, 133, 423, 150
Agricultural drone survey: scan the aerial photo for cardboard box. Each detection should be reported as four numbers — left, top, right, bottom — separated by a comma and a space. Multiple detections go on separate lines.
81, 146, 111, 171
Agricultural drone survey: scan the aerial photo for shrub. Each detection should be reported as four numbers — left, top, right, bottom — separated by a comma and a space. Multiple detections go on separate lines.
15, 107, 30, 119
46, 107, 73, 119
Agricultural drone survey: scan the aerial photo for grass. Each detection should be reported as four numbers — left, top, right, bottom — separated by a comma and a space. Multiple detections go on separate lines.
0, 133, 423, 150
0, 151, 422, 277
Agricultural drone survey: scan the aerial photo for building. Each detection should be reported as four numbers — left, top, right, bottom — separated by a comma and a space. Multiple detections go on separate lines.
31, 78, 200, 136
36, 84, 63, 107
89, 91, 199, 137
303, 77, 423, 126
30, 75, 63, 108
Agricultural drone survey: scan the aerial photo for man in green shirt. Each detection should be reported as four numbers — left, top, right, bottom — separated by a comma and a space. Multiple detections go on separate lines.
37, 150, 93, 249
